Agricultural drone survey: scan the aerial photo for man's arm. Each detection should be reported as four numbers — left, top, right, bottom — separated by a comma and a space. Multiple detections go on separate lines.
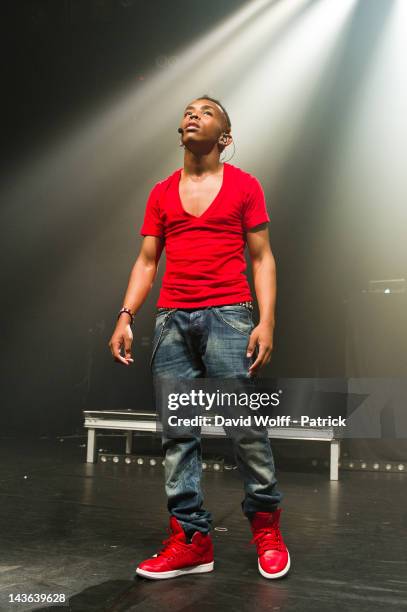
246, 223, 276, 375
108, 236, 164, 366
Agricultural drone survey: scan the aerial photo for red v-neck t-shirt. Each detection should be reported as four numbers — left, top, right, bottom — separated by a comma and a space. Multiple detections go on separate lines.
140, 162, 270, 308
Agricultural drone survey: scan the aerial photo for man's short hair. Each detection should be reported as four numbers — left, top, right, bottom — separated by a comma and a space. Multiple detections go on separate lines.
194, 94, 232, 132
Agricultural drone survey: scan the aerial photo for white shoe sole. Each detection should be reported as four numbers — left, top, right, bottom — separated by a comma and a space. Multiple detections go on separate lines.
258, 552, 291, 579
136, 561, 214, 580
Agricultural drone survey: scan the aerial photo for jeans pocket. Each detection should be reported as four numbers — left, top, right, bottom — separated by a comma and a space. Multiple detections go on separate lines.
150, 310, 177, 368
213, 306, 254, 336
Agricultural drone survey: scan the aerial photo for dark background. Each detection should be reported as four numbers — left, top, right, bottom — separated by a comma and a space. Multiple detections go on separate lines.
1, 0, 406, 463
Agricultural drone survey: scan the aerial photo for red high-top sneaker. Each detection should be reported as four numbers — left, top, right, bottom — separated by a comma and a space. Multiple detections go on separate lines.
250, 509, 290, 579
136, 517, 214, 580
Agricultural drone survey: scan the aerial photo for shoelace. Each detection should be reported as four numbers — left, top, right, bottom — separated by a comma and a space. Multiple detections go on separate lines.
250, 527, 285, 555
158, 533, 190, 559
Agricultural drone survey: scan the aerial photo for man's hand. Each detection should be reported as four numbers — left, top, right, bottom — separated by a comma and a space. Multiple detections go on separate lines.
108, 320, 134, 366
247, 323, 274, 376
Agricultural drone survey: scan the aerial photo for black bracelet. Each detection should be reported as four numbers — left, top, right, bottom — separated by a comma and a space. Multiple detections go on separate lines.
117, 307, 134, 325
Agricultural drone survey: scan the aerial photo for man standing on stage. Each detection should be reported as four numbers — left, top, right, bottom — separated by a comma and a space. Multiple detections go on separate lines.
108, 95, 290, 580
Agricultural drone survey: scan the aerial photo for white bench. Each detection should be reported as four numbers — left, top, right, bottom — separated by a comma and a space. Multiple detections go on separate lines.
83, 410, 341, 480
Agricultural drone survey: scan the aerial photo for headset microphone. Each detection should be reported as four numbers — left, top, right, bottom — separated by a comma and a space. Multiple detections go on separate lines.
177, 127, 184, 134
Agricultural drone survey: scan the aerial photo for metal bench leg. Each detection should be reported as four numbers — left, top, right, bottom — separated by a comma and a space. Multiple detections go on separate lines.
125, 431, 133, 454
86, 428, 97, 463
330, 440, 340, 481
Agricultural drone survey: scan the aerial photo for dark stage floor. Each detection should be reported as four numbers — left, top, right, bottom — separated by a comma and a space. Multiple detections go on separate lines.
0, 436, 406, 612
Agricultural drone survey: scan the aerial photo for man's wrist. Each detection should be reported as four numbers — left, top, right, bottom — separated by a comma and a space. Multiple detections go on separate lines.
259, 317, 275, 329
117, 307, 134, 326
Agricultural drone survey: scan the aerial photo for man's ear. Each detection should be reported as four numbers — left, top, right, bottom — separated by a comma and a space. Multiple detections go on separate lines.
218, 132, 232, 148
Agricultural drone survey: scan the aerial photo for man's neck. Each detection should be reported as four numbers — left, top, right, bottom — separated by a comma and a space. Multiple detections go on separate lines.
183, 149, 223, 178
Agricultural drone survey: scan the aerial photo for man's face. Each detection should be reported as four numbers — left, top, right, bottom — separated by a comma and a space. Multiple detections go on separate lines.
179, 98, 229, 144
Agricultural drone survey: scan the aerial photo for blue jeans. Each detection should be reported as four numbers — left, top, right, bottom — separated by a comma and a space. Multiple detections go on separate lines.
151, 305, 283, 537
